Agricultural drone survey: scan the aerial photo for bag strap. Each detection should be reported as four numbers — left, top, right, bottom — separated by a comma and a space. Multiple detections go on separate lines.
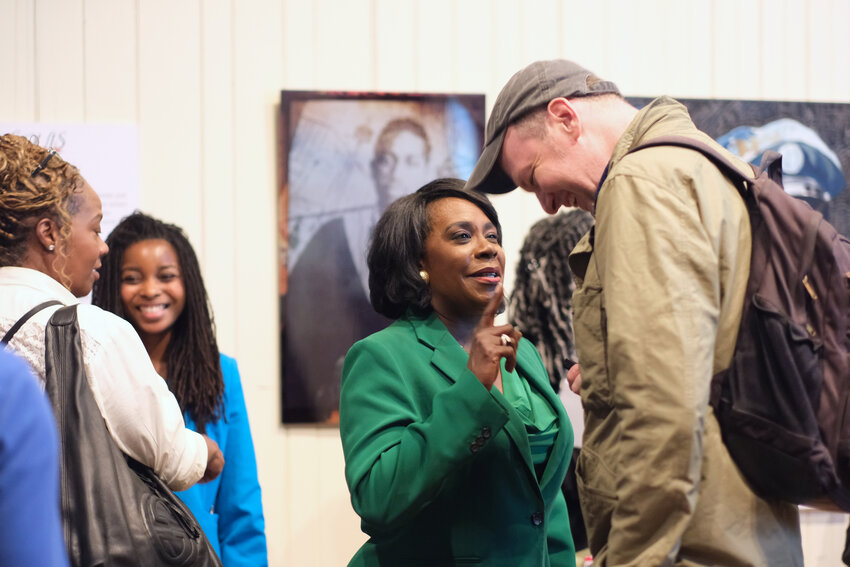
1, 300, 63, 344
629, 135, 756, 188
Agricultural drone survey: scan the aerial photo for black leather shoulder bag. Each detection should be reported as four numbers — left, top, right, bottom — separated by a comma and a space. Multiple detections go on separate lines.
4, 302, 222, 567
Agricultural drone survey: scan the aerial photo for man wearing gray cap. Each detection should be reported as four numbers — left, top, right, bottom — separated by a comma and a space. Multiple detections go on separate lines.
467, 60, 802, 567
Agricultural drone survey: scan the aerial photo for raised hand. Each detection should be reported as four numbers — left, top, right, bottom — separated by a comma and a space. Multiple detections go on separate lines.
466, 284, 522, 390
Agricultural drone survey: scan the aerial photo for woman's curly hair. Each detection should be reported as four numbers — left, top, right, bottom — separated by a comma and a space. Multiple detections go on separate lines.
0, 134, 84, 284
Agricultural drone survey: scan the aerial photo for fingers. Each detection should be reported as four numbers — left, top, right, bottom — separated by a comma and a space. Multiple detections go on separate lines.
201, 434, 225, 484
467, 323, 522, 388
478, 283, 504, 329
567, 362, 582, 394
502, 326, 522, 373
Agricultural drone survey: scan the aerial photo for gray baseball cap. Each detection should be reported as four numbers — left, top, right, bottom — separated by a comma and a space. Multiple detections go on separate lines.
465, 59, 620, 194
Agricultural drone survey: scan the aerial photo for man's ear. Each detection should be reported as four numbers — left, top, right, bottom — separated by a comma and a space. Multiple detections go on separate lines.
547, 97, 580, 137
34, 217, 57, 251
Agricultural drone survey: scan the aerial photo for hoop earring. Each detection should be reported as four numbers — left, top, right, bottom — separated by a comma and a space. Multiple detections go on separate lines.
419, 270, 430, 285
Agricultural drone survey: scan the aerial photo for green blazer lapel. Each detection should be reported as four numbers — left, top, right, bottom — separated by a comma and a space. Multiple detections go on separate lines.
514, 346, 572, 498
411, 312, 468, 385
411, 312, 539, 483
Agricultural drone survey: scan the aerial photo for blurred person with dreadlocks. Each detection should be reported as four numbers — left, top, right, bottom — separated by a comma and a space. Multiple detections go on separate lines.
509, 208, 594, 553
92, 212, 268, 567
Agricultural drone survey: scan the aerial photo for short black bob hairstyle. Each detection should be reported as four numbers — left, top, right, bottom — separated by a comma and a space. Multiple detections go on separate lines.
367, 177, 502, 319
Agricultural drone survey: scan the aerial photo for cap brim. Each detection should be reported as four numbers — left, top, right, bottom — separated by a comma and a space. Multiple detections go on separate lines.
464, 129, 518, 195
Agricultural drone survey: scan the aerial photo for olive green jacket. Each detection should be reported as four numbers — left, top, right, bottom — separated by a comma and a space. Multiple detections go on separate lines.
340, 310, 575, 566
569, 96, 802, 567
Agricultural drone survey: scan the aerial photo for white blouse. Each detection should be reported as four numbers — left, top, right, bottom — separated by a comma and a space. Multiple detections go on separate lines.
0, 266, 206, 490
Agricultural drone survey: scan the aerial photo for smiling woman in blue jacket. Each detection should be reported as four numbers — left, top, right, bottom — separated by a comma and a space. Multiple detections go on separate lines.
92, 212, 268, 566
340, 178, 575, 566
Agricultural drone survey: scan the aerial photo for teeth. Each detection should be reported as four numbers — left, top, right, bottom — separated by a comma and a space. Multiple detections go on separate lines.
140, 305, 166, 314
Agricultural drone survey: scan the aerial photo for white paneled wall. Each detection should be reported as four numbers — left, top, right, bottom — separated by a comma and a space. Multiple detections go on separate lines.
2, 0, 848, 564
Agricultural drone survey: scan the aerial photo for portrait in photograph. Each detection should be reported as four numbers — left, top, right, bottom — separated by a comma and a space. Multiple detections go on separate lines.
628, 97, 850, 237
278, 91, 485, 424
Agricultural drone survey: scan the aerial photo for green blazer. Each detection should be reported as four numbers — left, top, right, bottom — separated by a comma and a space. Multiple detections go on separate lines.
340, 310, 575, 567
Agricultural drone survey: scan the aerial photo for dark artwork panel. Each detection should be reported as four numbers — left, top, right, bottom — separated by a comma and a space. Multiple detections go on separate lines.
629, 97, 850, 237
278, 91, 485, 424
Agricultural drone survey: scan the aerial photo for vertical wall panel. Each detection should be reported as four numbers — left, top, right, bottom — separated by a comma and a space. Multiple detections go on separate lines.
199, 0, 237, 355
660, 0, 713, 98
33, 0, 85, 120
231, 1, 288, 564
83, 0, 137, 122
374, 0, 418, 90
137, 0, 203, 243
489, 0, 522, 97
0, 0, 36, 119
416, 0, 455, 91
314, 0, 374, 90
281, 0, 317, 89
712, 0, 762, 98
451, 0, 490, 94
518, 0, 561, 64
807, 0, 849, 101
761, 0, 809, 100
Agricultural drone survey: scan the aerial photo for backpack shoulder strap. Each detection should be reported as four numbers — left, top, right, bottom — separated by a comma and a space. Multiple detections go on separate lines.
629, 134, 756, 192
1, 300, 64, 344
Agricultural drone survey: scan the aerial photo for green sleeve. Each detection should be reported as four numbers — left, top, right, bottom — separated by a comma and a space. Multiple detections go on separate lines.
339, 337, 510, 533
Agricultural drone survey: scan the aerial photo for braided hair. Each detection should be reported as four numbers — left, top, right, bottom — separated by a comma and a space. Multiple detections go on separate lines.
508, 209, 594, 391
92, 212, 224, 433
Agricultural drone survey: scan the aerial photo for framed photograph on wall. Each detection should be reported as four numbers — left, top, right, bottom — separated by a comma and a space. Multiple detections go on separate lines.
627, 97, 850, 237
278, 90, 486, 424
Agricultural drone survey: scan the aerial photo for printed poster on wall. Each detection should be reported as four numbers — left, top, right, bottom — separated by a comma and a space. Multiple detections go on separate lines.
0, 122, 139, 237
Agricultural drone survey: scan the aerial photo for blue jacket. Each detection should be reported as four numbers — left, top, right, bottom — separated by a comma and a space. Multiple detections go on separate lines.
177, 354, 268, 566
0, 347, 69, 567
340, 310, 575, 566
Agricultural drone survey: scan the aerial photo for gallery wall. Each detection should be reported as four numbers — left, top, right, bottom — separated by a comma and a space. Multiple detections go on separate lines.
1, 0, 848, 564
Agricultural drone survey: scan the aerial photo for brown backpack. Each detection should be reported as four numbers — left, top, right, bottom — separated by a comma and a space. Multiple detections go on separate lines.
630, 135, 850, 512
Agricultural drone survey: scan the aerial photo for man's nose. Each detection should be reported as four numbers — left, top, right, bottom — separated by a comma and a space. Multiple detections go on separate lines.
536, 192, 559, 215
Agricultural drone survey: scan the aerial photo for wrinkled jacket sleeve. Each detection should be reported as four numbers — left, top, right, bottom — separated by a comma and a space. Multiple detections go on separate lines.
82, 309, 207, 490
339, 337, 510, 533
214, 356, 268, 566
594, 171, 721, 566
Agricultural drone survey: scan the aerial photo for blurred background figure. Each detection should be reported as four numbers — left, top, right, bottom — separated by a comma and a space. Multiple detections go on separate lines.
0, 347, 69, 567
370, 117, 433, 209
509, 208, 594, 554
717, 118, 846, 215
283, 116, 434, 423
93, 212, 268, 566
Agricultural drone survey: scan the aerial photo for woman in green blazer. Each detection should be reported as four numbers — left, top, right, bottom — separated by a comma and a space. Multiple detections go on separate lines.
340, 178, 575, 566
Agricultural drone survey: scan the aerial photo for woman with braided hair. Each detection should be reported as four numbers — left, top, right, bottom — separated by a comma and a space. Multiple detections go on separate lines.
509, 208, 594, 392
0, 134, 222, 490
92, 211, 268, 566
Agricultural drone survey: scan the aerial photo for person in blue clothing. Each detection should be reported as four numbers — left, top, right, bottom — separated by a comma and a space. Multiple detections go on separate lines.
92, 212, 268, 566
0, 346, 70, 567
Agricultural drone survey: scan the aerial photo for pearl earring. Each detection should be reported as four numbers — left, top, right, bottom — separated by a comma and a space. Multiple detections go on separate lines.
419, 270, 430, 285
47, 244, 55, 252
